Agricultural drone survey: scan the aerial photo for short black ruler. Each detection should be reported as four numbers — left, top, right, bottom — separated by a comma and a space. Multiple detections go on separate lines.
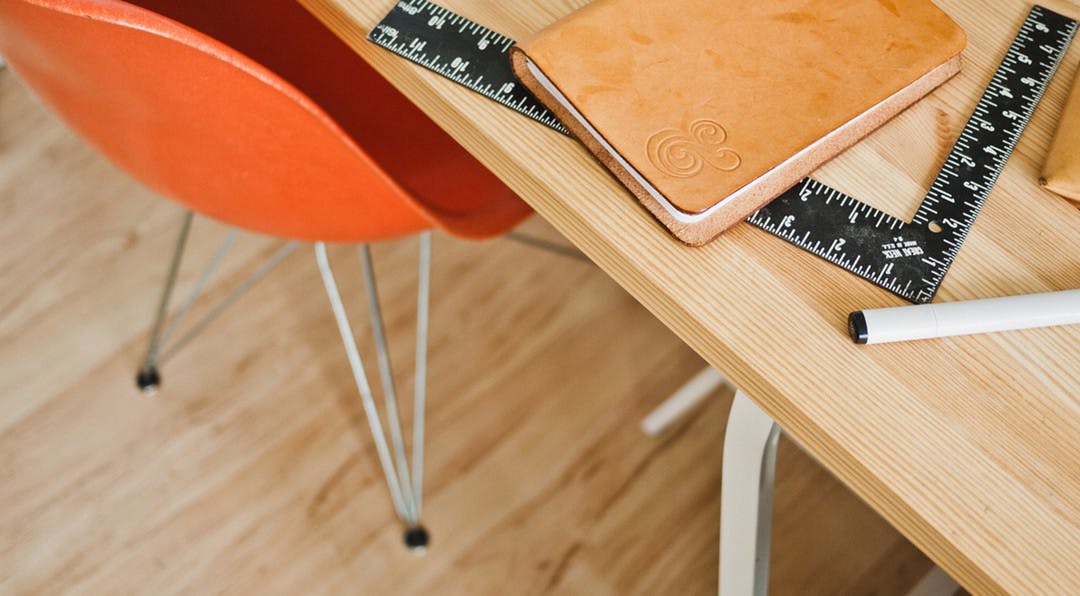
369, 2, 1077, 303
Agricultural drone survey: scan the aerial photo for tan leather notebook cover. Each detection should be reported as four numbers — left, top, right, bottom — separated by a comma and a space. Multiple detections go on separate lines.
511, 0, 967, 245
1041, 68, 1080, 206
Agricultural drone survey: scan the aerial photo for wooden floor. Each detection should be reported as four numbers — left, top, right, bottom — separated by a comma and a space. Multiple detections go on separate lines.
0, 66, 935, 594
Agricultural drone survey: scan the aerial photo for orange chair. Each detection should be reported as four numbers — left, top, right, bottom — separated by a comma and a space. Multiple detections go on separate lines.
0, 0, 532, 548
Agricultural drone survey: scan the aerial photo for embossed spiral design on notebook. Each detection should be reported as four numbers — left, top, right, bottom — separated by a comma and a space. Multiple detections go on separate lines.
646, 119, 742, 178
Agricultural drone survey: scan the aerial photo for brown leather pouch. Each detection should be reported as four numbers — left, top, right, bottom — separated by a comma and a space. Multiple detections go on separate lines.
1041, 69, 1080, 205
511, 0, 967, 245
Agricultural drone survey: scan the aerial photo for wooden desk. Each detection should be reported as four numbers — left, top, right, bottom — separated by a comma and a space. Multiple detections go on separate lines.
302, 0, 1080, 592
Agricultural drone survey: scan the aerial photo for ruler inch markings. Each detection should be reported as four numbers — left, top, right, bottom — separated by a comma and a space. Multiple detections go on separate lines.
749, 5, 1074, 303
367, 0, 571, 135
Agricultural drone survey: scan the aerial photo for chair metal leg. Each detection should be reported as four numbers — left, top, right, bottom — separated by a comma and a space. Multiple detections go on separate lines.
720, 390, 781, 596
504, 230, 591, 262
156, 229, 238, 353
135, 213, 296, 393
156, 240, 297, 364
137, 210, 194, 393
359, 244, 418, 523
641, 366, 728, 436
316, 238, 432, 551
412, 231, 431, 521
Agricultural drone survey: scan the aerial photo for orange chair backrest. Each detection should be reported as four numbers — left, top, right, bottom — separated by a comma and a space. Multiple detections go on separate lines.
0, 0, 515, 242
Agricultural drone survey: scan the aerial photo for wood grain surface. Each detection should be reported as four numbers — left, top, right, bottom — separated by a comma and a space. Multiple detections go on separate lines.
0, 68, 934, 593
301, 0, 1080, 593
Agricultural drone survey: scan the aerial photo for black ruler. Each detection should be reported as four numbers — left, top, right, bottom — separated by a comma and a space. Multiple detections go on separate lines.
749, 7, 1077, 303
369, 1, 1077, 303
368, 1, 569, 134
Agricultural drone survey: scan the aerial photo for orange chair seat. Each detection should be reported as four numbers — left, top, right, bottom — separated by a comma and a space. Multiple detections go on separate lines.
0, 0, 531, 241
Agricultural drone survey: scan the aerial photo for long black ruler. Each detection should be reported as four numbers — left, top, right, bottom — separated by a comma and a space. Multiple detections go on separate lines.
368, 2, 569, 134
369, 1, 1077, 303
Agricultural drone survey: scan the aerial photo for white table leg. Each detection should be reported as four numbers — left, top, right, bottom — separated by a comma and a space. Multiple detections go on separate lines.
905, 566, 961, 596
720, 390, 781, 596
641, 367, 728, 436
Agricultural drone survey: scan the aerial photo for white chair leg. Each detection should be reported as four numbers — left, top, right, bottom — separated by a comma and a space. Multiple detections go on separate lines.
316, 237, 433, 552
720, 390, 781, 596
316, 243, 413, 521
358, 244, 418, 522
641, 367, 728, 436
135, 212, 296, 394
136, 211, 194, 393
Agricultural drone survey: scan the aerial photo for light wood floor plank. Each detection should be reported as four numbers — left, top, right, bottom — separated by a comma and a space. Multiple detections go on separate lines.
1, 67, 933, 594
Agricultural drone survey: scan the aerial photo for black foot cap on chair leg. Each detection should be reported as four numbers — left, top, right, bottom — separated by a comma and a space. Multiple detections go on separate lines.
404, 525, 429, 553
136, 367, 161, 395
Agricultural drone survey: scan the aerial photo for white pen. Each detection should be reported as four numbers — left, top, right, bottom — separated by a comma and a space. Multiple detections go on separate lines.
848, 289, 1080, 345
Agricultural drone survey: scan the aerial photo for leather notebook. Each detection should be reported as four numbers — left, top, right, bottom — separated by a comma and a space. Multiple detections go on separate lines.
511, 0, 967, 245
1041, 67, 1080, 206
